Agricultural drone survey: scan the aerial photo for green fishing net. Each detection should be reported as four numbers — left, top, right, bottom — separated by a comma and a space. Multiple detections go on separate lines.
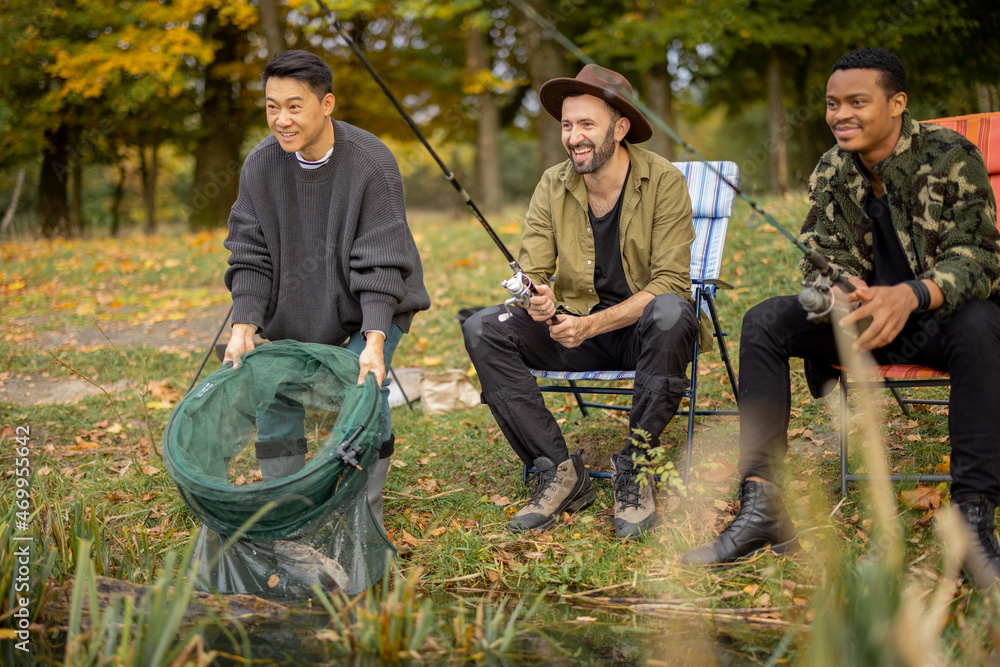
162, 340, 394, 598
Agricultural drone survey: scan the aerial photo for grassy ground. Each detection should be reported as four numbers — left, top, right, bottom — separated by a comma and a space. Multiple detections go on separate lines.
1, 195, 997, 662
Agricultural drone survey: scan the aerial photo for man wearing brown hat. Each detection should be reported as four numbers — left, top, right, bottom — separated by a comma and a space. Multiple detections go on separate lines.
463, 64, 703, 539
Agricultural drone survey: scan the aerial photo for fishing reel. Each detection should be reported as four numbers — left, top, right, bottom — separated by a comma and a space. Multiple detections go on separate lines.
498, 267, 533, 322
798, 273, 837, 323
798, 251, 863, 325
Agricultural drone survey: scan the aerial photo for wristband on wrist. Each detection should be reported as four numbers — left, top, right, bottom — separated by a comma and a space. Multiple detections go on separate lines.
904, 279, 931, 314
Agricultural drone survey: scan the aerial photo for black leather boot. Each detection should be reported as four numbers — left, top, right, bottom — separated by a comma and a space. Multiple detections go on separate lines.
682, 479, 798, 565
958, 498, 1000, 589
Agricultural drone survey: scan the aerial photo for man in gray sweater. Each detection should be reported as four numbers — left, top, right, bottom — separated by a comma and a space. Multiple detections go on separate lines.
223, 50, 430, 529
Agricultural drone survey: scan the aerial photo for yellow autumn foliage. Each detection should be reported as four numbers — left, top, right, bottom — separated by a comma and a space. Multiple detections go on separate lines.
40, 0, 254, 102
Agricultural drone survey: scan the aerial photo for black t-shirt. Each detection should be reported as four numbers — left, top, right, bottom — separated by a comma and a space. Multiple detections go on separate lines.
866, 192, 914, 286
589, 166, 633, 311
854, 154, 914, 287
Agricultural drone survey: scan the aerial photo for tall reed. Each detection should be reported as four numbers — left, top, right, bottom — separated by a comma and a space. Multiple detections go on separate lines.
802, 308, 991, 665
63, 535, 227, 666
313, 564, 546, 661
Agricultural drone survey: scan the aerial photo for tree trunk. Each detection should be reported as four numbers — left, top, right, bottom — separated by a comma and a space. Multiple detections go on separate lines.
518, 0, 571, 173
110, 163, 126, 238
794, 60, 812, 187
38, 124, 71, 238
767, 46, 789, 195
190, 12, 247, 230
976, 83, 998, 113
0, 168, 26, 239
141, 144, 158, 235
643, 63, 674, 160
467, 25, 502, 212
70, 154, 84, 235
258, 0, 284, 58
190, 124, 242, 229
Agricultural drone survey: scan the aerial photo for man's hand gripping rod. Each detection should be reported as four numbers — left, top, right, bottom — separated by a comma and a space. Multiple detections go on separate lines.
315, 0, 555, 325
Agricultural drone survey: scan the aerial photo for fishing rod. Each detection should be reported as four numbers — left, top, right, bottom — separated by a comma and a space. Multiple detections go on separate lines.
508, 0, 856, 321
314, 0, 556, 324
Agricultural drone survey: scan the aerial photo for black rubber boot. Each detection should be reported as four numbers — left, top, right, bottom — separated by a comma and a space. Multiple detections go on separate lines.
258, 454, 305, 482
368, 455, 392, 532
255, 438, 308, 483
509, 452, 595, 533
958, 498, 1000, 589
681, 479, 798, 565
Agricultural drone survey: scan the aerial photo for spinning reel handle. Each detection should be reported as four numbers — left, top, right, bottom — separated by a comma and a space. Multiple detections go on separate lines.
498, 269, 560, 324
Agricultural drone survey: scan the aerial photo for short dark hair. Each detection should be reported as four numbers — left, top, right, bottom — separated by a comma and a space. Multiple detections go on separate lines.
261, 50, 333, 101
831, 47, 906, 98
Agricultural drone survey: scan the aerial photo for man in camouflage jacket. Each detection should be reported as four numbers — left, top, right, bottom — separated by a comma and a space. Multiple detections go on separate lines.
683, 47, 1000, 588
798, 115, 999, 316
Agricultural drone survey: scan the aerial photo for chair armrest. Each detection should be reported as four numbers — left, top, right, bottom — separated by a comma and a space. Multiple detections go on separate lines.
693, 278, 734, 290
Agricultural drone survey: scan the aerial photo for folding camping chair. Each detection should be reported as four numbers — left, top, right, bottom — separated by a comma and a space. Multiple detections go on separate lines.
528, 160, 741, 484
838, 111, 1000, 495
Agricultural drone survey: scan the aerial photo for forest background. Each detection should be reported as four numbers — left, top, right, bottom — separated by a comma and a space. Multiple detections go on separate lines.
1, 0, 999, 240
3, 1, 1000, 661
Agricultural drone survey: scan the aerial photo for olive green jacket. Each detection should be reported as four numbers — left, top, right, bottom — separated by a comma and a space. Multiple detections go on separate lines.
519, 142, 711, 346
799, 110, 1000, 316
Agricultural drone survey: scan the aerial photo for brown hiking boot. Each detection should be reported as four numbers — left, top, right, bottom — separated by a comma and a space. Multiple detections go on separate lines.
611, 453, 658, 539
509, 452, 595, 533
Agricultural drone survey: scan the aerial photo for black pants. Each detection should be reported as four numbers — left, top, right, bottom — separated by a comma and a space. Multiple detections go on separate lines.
462, 294, 699, 465
738, 295, 1000, 504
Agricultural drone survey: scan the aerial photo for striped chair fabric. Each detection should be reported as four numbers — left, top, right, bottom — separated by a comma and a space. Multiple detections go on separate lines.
927, 111, 1000, 216
679, 160, 740, 316
528, 369, 636, 382
835, 363, 949, 381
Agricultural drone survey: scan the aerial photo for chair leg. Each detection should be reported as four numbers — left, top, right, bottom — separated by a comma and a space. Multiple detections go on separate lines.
388, 365, 413, 412
684, 380, 697, 487
889, 386, 911, 416
682, 325, 702, 486
706, 291, 739, 400
523, 461, 610, 484
567, 379, 590, 418
839, 376, 953, 492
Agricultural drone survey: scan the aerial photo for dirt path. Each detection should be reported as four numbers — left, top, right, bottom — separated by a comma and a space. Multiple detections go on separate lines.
4, 304, 429, 409
3, 304, 233, 406
26, 305, 234, 352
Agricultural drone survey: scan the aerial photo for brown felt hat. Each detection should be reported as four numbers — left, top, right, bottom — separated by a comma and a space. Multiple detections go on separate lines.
538, 64, 652, 144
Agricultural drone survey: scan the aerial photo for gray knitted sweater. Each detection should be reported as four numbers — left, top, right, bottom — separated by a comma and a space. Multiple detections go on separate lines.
224, 119, 430, 344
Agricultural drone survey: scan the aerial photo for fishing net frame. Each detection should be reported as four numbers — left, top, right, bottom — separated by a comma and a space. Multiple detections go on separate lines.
162, 340, 386, 542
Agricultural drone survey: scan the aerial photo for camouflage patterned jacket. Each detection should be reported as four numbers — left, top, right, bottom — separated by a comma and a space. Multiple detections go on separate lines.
799, 109, 1000, 316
